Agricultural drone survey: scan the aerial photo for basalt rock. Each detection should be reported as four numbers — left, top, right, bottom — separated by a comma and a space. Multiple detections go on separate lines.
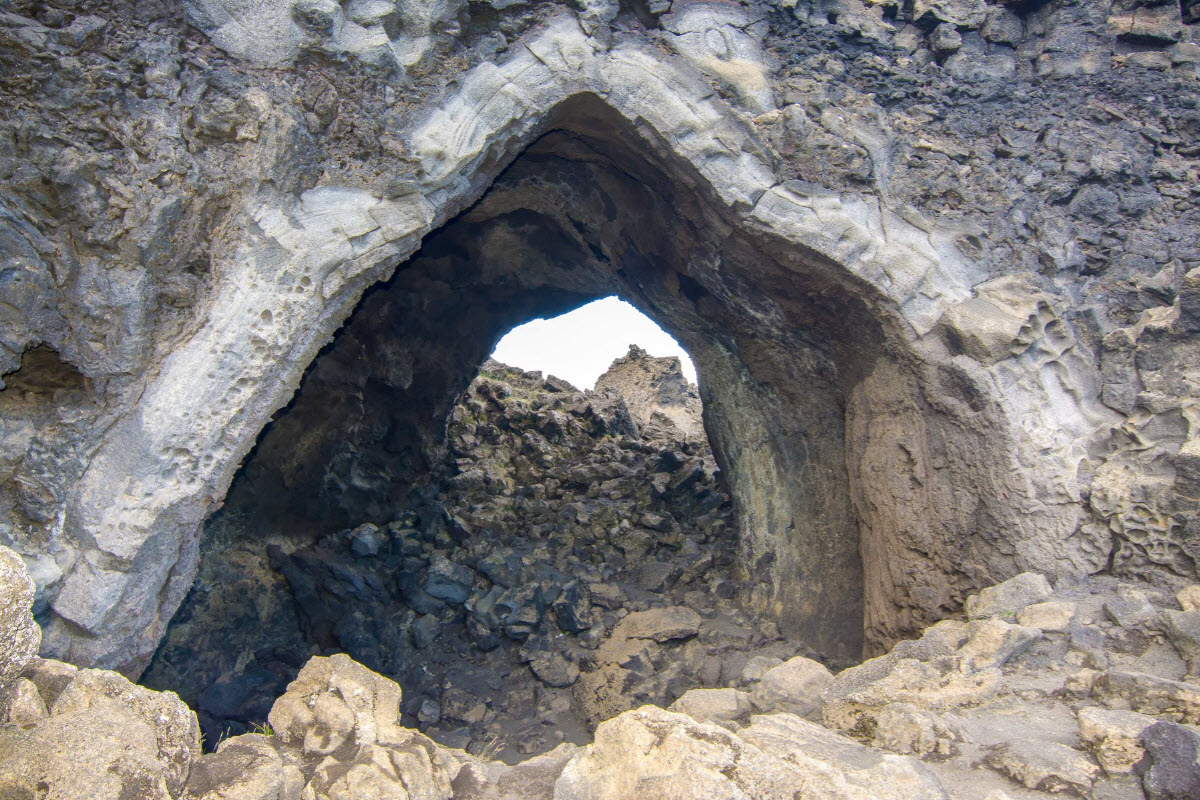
143, 360, 802, 758
1, 0, 1196, 684
10, 542, 1200, 800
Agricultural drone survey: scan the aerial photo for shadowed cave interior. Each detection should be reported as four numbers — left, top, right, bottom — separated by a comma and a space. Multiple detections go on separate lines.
141, 95, 998, 759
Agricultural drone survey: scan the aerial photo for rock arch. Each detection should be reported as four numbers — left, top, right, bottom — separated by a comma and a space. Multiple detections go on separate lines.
40, 14, 1103, 674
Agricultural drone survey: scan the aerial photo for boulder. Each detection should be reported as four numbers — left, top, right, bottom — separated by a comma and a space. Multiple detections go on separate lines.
956, 618, 1042, 671
305, 740, 453, 800
1092, 670, 1200, 725
1077, 705, 1155, 775
268, 653, 406, 755
822, 639, 1002, 737
1104, 589, 1158, 628
425, 554, 475, 604
1138, 721, 1200, 800
21, 657, 78, 708
982, 740, 1100, 796
669, 688, 752, 727
1177, 585, 1200, 613
553, 706, 804, 799
1162, 610, 1200, 672
0, 546, 40, 697
614, 606, 701, 643
1016, 601, 1077, 632
1, 677, 47, 723
529, 651, 580, 688
738, 655, 784, 686
0, 699, 174, 800
872, 702, 963, 757
349, 523, 386, 557
963, 573, 1053, 620
51, 668, 201, 793
553, 705, 945, 800
738, 713, 947, 800
749, 655, 834, 718
183, 734, 305, 800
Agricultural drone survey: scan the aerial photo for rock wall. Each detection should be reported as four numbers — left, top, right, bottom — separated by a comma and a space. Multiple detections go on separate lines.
594, 345, 706, 441
0, 0, 1196, 672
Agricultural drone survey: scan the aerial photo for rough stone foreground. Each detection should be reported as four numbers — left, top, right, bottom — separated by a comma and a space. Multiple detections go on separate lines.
7, 548, 1200, 799
2, 0, 1198, 680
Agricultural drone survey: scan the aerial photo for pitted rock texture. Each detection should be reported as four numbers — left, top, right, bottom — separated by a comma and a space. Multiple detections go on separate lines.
144, 359, 814, 760
0, 0, 1196, 689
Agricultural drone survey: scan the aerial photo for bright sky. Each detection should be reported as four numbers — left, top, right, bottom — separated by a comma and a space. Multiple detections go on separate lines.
491, 296, 697, 391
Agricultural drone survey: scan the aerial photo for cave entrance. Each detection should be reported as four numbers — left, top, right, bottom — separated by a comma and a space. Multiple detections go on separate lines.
140, 91, 1007, 758
145, 289, 804, 759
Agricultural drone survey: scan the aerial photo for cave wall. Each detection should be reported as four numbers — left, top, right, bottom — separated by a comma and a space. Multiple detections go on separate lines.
0, 0, 1195, 672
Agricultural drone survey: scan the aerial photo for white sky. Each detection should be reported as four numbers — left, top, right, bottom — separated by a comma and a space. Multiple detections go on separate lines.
491, 296, 697, 391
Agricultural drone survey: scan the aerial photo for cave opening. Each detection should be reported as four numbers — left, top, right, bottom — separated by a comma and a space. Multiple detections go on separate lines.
139, 92, 992, 759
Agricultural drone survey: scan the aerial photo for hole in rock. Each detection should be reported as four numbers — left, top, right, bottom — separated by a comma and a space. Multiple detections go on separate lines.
491, 296, 697, 390
141, 95, 972, 761
143, 289, 819, 760
0, 345, 86, 399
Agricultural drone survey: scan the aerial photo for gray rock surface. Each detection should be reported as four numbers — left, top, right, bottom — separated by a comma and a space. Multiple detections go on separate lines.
0, 0, 1194, 680
1, 2, 1200, 796
1138, 720, 1200, 800
0, 546, 38, 703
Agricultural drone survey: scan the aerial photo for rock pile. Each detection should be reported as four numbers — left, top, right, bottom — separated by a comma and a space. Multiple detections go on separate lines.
145, 356, 814, 760
9, 542, 1200, 799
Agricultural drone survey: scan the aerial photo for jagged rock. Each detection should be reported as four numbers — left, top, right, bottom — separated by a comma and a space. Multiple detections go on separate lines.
529, 651, 579, 688
1178, 586, 1200, 613
1077, 706, 1156, 775
1, 677, 47, 724
554, 705, 946, 800
913, 0, 987, 28
749, 655, 834, 718
982, 740, 1100, 796
183, 734, 305, 800
1092, 671, 1200, 725
0, 699, 176, 800
20, 657, 78, 708
737, 713, 948, 800
0, 546, 39, 699
1137, 721, 1200, 800
822, 621, 1002, 736
964, 573, 1054, 621
1105, 589, 1158, 628
957, 618, 1042, 671
593, 346, 703, 440
350, 523, 386, 557
305, 741, 453, 800
425, 554, 475, 604
738, 656, 785, 686
1017, 601, 1077, 632
872, 703, 964, 757
1162, 610, 1200, 672
269, 653, 406, 755
0, 661, 201, 800
613, 607, 702, 643
668, 688, 752, 727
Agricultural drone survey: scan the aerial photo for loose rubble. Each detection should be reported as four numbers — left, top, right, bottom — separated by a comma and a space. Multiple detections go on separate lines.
11, 543, 1200, 799
145, 354, 815, 760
